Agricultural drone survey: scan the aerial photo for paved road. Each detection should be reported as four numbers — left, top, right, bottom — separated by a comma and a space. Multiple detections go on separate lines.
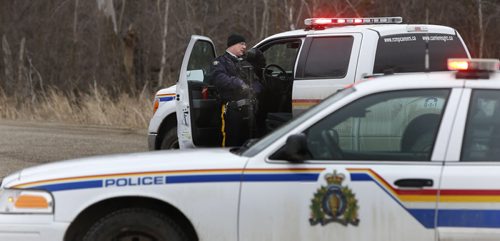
0, 120, 148, 178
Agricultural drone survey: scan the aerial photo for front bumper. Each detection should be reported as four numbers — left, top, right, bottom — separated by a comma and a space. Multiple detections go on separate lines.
0, 214, 68, 241
148, 133, 158, 150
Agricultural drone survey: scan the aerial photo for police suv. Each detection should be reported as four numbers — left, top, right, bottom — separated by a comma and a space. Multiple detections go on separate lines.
149, 17, 470, 150
1, 58, 499, 241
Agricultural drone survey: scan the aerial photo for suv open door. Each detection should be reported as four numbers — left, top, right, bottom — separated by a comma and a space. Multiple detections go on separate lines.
176, 35, 219, 149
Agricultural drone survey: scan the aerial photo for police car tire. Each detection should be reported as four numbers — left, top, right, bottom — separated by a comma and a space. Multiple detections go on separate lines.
82, 208, 188, 241
161, 127, 179, 149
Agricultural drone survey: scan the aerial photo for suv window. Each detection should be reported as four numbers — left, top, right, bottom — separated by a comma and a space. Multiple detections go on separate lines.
261, 40, 302, 73
373, 33, 468, 74
304, 89, 449, 161
299, 36, 354, 78
462, 90, 500, 161
187, 40, 215, 74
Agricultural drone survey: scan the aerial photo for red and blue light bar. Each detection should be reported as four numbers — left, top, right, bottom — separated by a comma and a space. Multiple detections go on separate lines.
448, 58, 499, 72
305, 17, 402, 29
448, 58, 499, 79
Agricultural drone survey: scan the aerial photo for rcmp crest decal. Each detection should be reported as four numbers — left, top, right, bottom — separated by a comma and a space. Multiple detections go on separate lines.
309, 170, 360, 226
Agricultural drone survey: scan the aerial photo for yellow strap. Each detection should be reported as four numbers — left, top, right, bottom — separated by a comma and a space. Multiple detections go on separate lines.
221, 104, 226, 147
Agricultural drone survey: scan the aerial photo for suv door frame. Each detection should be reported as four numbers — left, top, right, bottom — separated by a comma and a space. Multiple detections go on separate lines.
176, 35, 216, 149
292, 33, 363, 116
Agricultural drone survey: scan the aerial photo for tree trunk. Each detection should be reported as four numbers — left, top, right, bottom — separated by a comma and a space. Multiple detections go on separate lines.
17, 37, 27, 100
73, 0, 79, 44
2, 35, 14, 94
477, 0, 484, 58
260, 0, 269, 39
96, 0, 118, 34
158, 0, 170, 87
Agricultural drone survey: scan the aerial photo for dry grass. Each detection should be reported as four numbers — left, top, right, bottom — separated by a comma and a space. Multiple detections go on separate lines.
0, 88, 153, 129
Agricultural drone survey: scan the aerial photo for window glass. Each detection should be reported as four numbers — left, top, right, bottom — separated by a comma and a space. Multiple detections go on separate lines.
304, 89, 449, 161
261, 40, 302, 73
374, 34, 468, 73
462, 90, 500, 161
188, 40, 215, 74
303, 36, 353, 78
242, 87, 355, 157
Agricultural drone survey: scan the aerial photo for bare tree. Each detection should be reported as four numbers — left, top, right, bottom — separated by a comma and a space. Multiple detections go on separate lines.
96, 0, 117, 34
2, 35, 14, 93
477, 0, 484, 58
158, 0, 170, 87
16, 37, 27, 100
260, 0, 270, 39
0, 0, 497, 100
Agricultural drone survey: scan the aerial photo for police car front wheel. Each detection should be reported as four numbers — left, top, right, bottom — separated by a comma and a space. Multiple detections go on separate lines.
82, 208, 188, 241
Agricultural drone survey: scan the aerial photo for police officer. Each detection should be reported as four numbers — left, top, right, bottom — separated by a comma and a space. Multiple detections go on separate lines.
209, 34, 262, 147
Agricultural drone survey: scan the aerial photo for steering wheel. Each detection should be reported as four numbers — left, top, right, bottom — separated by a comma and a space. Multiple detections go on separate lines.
262, 64, 288, 88
264, 64, 287, 80
321, 130, 343, 159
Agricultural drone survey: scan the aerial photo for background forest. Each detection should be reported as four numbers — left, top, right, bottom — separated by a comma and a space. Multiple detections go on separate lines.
0, 0, 498, 128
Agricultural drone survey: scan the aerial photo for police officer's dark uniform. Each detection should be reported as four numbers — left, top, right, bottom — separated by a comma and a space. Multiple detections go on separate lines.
209, 34, 262, 147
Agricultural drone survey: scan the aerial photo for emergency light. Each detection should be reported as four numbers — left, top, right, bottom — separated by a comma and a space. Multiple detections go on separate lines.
448, 59, 499, 72
305, 17, 402, 30
448, 58, 499, 79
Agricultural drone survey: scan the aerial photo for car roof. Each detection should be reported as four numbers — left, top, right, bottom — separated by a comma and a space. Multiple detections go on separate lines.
257, 24, 458, 44
355, 71, 500, 94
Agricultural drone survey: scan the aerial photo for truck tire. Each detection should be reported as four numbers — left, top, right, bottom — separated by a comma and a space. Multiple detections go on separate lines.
82, 208, 188, 241
161, 127, 179, 149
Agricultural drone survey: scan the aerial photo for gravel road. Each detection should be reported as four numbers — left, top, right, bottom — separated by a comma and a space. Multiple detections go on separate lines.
0, 120, 148, 178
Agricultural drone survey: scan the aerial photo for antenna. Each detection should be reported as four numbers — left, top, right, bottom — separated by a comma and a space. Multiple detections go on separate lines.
425, 38, 430, 72
424, 0, 430, 72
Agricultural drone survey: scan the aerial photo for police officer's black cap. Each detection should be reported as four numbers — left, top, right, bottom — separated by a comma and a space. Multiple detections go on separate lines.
227, 34, 246, 47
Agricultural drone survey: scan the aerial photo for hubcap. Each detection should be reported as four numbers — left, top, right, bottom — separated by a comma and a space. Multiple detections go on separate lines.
112, 230, 159, 241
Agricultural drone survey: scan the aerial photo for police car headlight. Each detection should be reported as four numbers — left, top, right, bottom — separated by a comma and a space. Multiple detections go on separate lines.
153, 96, 160, 114
0, 188, 54, 214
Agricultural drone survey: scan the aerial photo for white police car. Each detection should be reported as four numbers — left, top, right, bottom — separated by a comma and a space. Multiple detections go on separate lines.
1, 58, 499, 241
149, 17, 470, 150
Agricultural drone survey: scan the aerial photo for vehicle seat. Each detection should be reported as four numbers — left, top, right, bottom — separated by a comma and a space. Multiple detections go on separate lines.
400, 114, 440, 153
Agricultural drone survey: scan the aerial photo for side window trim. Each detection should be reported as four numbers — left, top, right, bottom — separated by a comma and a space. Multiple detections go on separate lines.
431, 88, 465, 162
444, 88, 470, 162
295, 37, 313, 78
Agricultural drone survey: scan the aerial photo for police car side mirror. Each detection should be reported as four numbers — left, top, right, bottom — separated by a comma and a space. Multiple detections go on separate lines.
283, 133, 311, 163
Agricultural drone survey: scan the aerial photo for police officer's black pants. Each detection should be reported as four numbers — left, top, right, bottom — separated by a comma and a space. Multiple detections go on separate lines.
221, 104, 252, 147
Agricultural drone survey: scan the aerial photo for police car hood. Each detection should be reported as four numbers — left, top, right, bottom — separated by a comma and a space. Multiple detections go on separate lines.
3, 148, 248, 189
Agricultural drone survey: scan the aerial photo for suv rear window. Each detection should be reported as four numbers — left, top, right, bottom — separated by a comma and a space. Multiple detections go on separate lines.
373, 33, 467, 74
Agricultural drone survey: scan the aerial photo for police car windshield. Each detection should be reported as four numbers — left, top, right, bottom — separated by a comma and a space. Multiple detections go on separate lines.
240, 87, 356, 156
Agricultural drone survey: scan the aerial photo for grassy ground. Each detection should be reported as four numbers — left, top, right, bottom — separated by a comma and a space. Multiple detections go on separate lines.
0, 88, 153, 129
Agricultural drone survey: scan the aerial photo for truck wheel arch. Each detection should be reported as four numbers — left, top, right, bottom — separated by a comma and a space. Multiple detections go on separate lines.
64, 196, 198, 241
156, 114, 178, 150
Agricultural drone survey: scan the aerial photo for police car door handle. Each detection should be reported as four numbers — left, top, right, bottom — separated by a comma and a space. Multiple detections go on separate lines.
394, 178, 433, 188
